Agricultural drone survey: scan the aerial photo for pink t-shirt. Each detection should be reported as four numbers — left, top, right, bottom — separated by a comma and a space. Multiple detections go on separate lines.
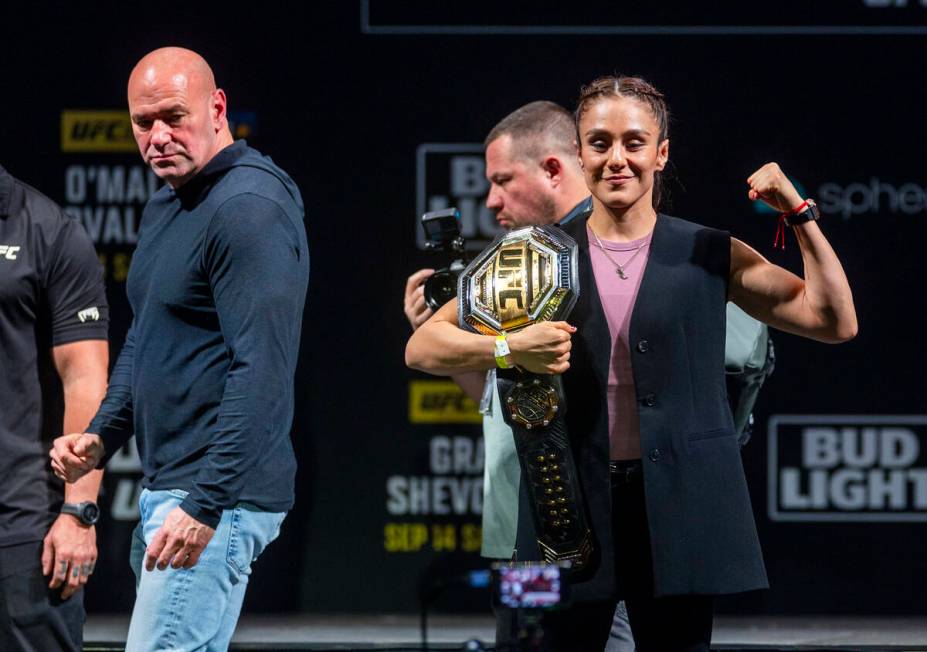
587, 224, 654, 460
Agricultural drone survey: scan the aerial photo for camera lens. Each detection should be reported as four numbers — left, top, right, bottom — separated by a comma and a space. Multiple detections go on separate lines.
423, 269, 459, 310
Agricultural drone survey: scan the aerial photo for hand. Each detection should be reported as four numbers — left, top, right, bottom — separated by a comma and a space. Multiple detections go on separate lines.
50, 433, 104, 483
404, 268, 436, 330
146, 506, 216, 571
507, 321, 576, 374
42, 515, 97, 600
747, 162, 805, 213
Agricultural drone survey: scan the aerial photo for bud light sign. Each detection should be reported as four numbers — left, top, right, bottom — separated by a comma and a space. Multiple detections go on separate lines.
768, 415, 927, 522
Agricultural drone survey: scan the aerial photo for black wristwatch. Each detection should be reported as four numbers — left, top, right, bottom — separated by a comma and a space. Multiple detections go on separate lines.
61, 501, 100, 526
784, 199, 821, 227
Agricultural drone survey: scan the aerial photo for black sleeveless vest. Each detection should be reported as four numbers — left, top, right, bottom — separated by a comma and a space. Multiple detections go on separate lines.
515, 213, 768, 601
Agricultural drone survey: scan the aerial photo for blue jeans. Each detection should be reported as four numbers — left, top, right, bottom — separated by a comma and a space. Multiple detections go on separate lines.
126, 489, 285, 652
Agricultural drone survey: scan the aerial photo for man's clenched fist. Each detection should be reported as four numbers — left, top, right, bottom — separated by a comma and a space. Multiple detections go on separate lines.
50, 433, 105, 483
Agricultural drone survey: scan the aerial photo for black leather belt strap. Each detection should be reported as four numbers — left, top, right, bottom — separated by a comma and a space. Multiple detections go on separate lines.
498, 370, 593, 571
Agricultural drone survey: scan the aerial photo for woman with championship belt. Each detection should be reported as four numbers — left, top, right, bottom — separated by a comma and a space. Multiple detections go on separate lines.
406, 75, 857, 651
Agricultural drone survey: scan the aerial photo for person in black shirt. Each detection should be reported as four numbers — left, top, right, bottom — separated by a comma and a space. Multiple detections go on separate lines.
0, 164, 108, 651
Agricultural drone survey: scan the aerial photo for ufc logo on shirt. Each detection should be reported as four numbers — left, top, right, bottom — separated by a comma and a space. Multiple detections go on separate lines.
0, 245, 21, 260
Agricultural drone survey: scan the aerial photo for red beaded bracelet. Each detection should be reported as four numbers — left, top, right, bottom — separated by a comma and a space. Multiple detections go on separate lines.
774, 199, 812, 250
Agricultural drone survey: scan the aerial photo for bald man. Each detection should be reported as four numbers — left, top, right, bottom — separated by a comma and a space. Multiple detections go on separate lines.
50, 47, 309, 650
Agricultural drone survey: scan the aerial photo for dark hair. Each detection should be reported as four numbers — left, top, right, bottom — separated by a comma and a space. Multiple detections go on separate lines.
484, 101, 577, 162
574, 75, 670, 209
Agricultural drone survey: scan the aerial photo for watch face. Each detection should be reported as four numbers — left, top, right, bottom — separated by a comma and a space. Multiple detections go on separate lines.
81, 503, 100, 525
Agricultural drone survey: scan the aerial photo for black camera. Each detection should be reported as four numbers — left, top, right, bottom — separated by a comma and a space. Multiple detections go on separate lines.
421, 207, 470, 310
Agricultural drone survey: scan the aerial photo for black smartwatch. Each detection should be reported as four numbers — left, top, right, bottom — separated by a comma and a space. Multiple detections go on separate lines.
61, 501, 100, 526
784, 199, 821, 227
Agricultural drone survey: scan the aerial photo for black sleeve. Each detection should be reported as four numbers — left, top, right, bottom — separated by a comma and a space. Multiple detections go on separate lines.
89, 325, 136, 458
45, 216, 108, 345
179, 193, 305, 527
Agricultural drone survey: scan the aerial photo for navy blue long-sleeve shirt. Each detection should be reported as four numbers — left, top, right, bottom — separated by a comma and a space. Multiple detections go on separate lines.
89, 141, 309, 528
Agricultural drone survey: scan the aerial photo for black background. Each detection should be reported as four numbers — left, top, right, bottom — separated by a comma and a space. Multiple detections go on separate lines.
2, 1, 925, 616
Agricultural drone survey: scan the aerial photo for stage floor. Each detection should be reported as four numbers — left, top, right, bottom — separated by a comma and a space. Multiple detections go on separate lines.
84, 614, 927, 650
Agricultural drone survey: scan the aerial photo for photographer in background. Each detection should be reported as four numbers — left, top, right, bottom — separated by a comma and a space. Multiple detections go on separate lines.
404, 101, 591, 404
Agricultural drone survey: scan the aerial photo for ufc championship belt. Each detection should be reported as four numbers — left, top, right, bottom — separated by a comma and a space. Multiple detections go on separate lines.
458, 226, 593, 570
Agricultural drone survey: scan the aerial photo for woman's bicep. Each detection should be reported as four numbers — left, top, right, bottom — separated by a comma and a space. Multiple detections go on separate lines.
729, 238, 813, 334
